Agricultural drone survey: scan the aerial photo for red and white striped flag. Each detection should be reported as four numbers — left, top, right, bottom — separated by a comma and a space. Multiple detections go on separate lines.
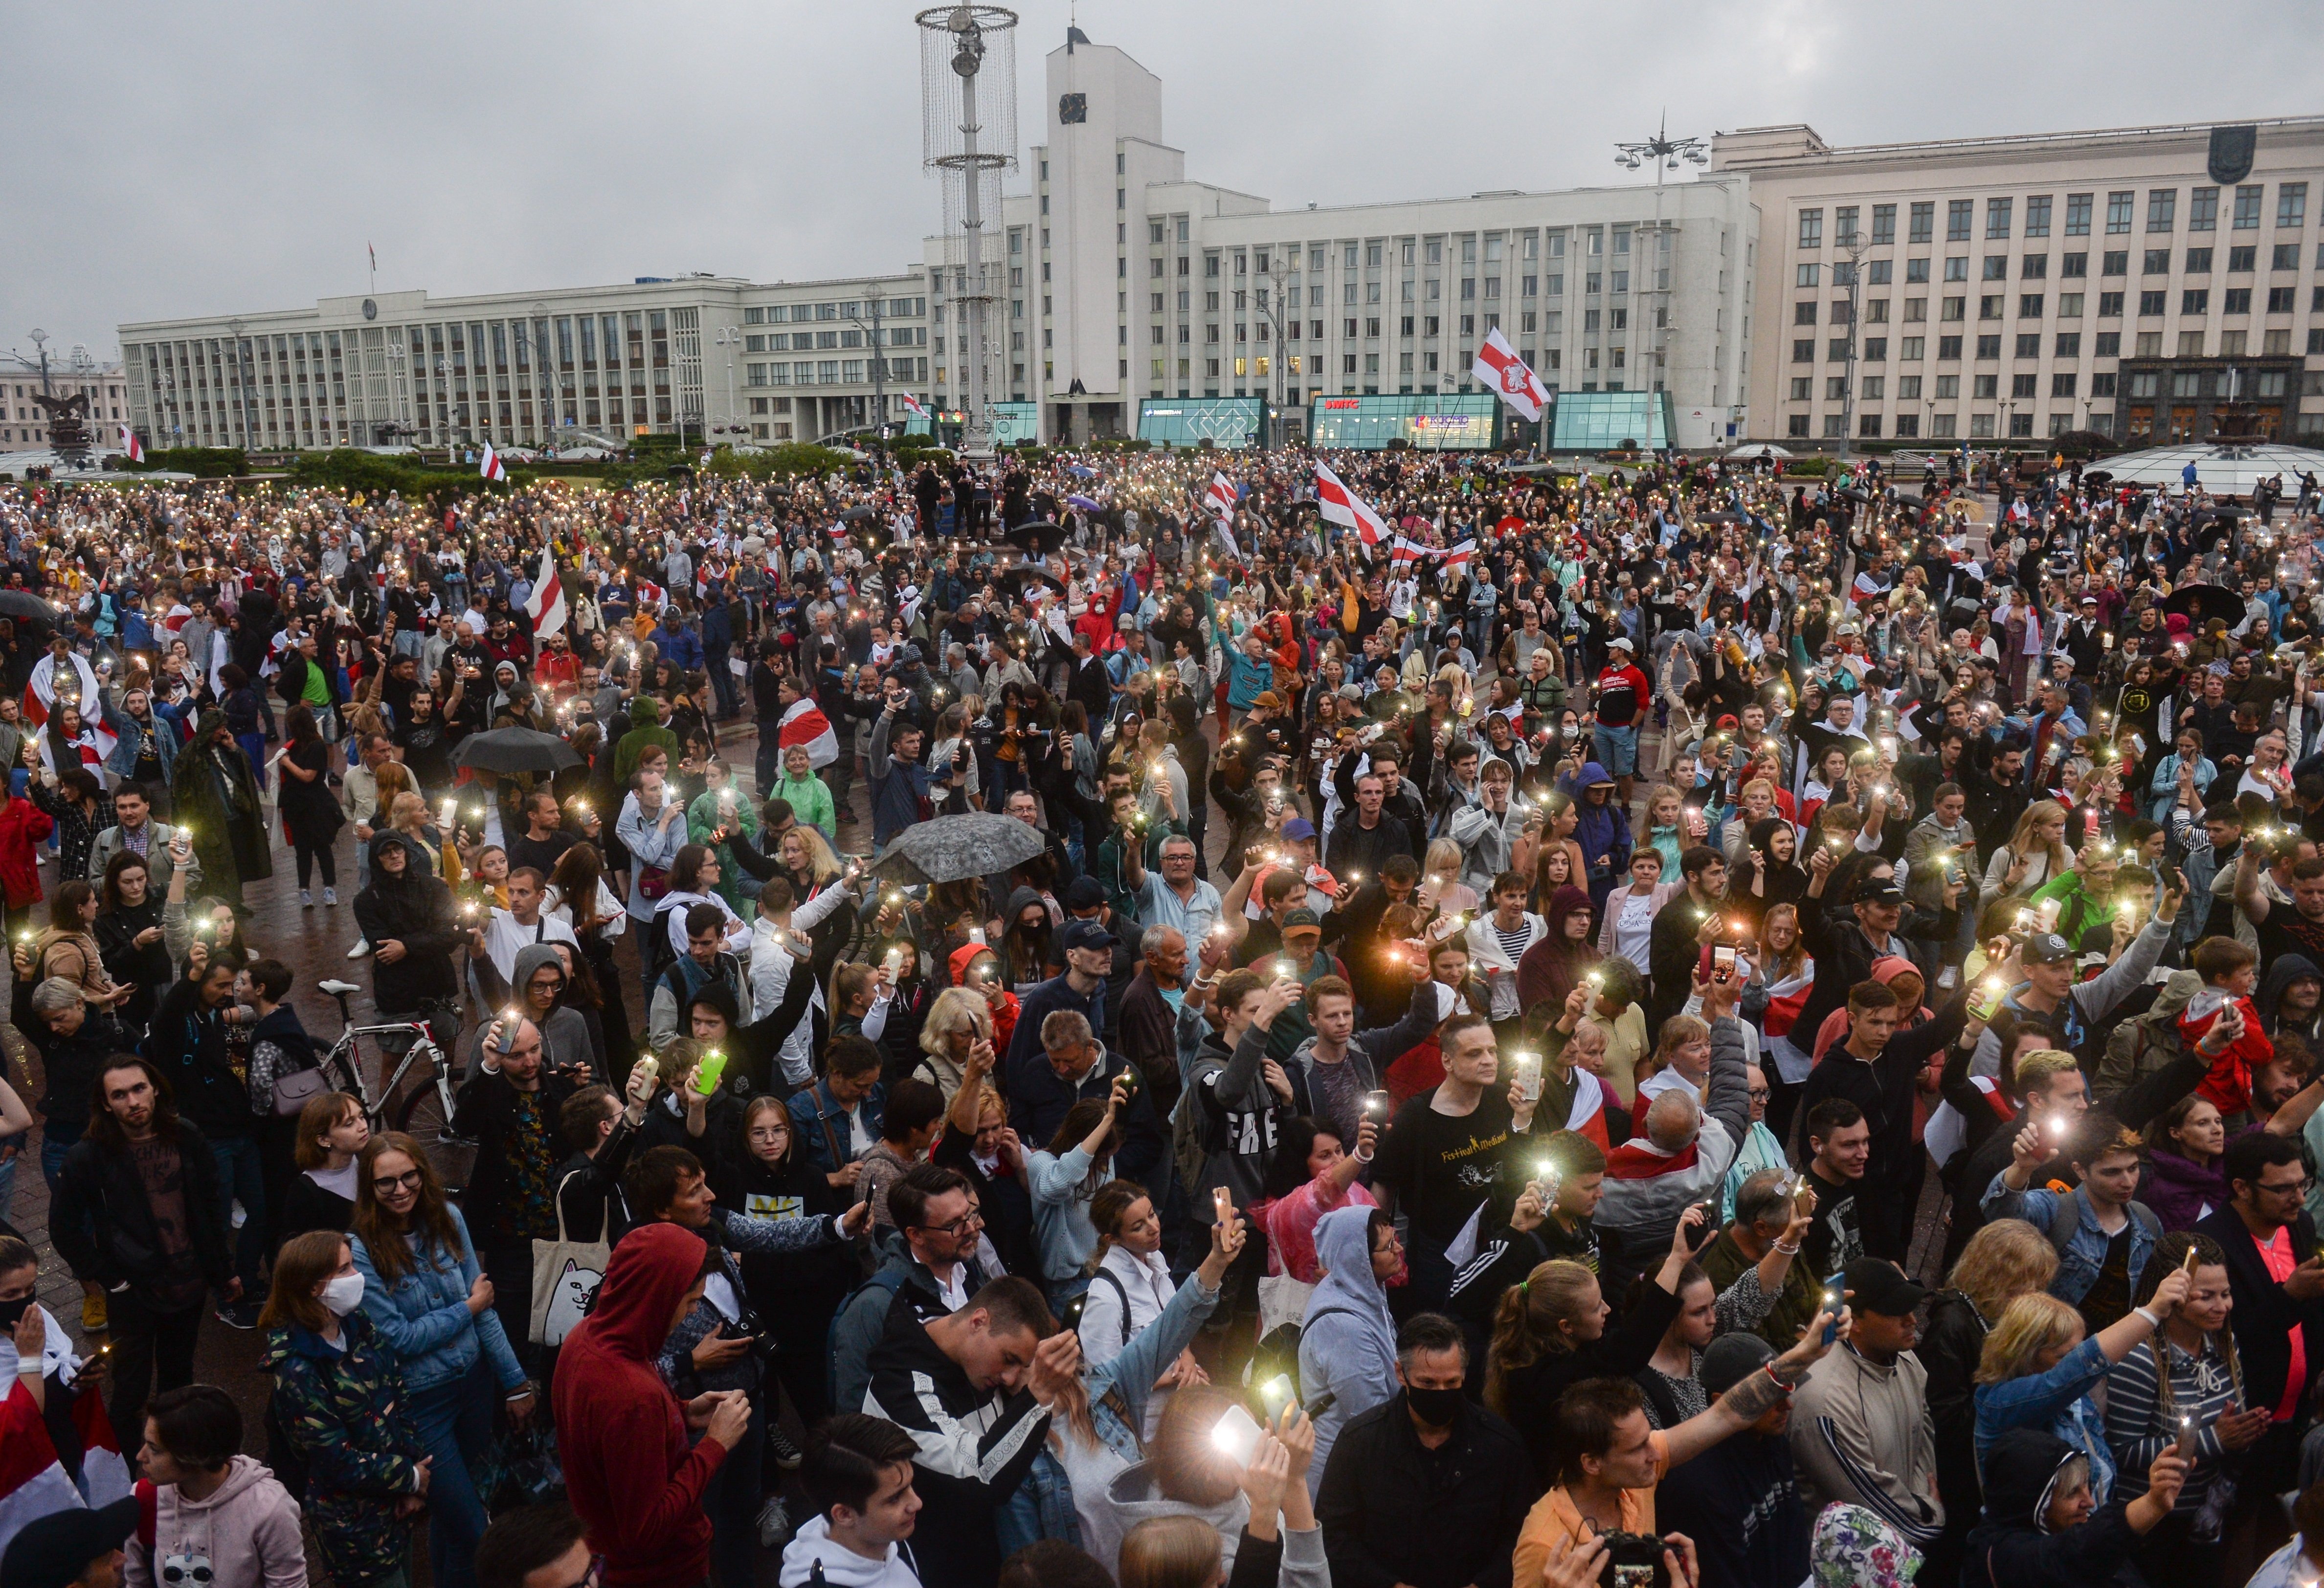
120, 426, 144, 464
1440, 538, 1478, 571
524, 544, 566, 639
24, 653, 117, 762
0, 1381, 87, 1560
1471, 328, 1551, 422
898, 391, 928, 418
480, 442, 507, 482
779, 695, 839, 768
1203, 471, 1238, 522
1849, 570, 1886, 605
1314, 462, 1387, 546
633, 576, 666, 612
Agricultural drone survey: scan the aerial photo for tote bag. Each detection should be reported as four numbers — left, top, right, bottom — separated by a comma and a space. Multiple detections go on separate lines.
529, 1169, 611, 1346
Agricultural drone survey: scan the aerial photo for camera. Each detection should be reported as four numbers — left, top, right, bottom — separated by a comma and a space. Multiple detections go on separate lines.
1593, 1531, 1670, 1588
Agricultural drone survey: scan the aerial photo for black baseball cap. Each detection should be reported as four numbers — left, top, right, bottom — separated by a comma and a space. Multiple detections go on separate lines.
1061, 917, 1120, 953
1699, 1332, 1777, 1395
1839, 1256, 1929, 1317
1851, 878, 1905, 905
0, 1499, 139, 1588
2021, 931, 2077, 966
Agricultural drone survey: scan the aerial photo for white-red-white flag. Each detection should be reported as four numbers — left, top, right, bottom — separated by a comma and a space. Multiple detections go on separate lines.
480, 442, 507, 482
1314, 462, 1387, 546
120, 426, 144, 464
898, 391, 928, 418
1204, 471, 1238, 523
1471, 328, 1551, 422
1440, 538, 1478, 571
524, 544, 566, 639
779, 696, 839, 768
0, 1381, 86, 1561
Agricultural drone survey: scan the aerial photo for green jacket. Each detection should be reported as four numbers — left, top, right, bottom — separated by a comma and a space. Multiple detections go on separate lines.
774, 769, 838, 841
686, 786, 762, 913
261, 1311, 427, 1588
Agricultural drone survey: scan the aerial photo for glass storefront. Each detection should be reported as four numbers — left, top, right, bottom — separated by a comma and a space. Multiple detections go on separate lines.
1306, 393, 1501, 450
1138, 398, 1266, 448
1549, 390, 1672, 451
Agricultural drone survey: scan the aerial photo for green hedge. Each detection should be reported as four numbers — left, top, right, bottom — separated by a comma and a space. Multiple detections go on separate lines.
124, 447, 247, 478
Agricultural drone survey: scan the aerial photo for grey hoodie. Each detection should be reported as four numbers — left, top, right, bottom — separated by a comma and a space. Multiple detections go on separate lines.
1286, 979, 1456, 1150
125, 1454, 306, 1588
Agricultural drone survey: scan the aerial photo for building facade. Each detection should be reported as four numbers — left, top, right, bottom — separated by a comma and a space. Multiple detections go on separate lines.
117, 275, 932, 455
1717, 116, 2324, 447
939, 30, 1757, 448
2, 359, 127, 454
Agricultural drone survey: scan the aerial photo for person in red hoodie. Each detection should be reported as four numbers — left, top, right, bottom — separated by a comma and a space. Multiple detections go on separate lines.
554, 1220, 753, 1588
2177, 936, 2272, 1116
0, 768, 56, 940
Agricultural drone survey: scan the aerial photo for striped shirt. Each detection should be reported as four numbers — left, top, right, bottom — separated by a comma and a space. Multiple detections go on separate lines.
2103, 1332, 2244, 1517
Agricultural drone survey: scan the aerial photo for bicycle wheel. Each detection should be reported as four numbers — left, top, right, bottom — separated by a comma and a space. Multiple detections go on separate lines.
392, 1065, 475, 1192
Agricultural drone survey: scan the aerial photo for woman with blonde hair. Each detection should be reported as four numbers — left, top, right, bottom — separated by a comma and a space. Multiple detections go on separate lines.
1920, 1218, 2060, 1581
1972, 1256, 2193, 1506
1636, 1013, 1712, 1102
1633, 783, 1686, 876
1418, 836, 1478, 918
388, 789, 462, 886
917, 984, 993, 1099
1983, 799, 2073, 904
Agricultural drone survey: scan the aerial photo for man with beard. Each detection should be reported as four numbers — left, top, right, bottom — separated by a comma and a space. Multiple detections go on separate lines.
395, 685, 456, 796
167, 710, 271, 914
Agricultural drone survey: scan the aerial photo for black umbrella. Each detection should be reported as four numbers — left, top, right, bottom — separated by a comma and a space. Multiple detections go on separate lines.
1696, 511, 1747, 524
2080, 470, 2114, 488
1005, 519, 1070, 557
2161, 582, 2246, 627
0, 591, 61, 626
839, 505, 877, 522
452, 726, 582, 775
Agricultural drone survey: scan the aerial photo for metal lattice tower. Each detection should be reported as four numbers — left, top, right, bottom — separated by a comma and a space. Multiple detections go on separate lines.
917, 5, 1017, 457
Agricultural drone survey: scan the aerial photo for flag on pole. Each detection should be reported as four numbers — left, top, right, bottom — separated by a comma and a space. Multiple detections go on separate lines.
779, 696, 840, 768
369, 242, 377, 272
1471, 328, 1552, 422
1314, 462, 1388, 546
523, 545, 566, 639
480, 442, 507, 482
898, 391, 928, 418
119, 426, 143, 464
1203, 471, 1238, 522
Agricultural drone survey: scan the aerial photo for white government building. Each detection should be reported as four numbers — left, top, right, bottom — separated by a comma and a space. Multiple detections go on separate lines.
112, 29, 2324, 455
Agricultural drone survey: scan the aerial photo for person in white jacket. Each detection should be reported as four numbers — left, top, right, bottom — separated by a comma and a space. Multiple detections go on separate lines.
1464, 873, 1546, 1031
1080, 1181, 1206, 1441
779, 1414, 930, 1588
749, 872, 858, 1091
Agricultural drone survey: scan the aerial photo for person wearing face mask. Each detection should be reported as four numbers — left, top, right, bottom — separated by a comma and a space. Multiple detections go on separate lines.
1313, 1311, 1533, 1588
260, 1230, 432, 1588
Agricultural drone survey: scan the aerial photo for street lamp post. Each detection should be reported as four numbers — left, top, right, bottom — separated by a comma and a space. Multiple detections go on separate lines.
227, 317, 254, 451
845, 297, 891, 447
712, 327, 743, 446
1613, 117, 1708, 449
1835, 232, 1870, 462
1256, 283, 1292, 447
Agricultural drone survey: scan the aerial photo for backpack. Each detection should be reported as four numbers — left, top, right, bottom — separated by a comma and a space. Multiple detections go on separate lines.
2040, 1187, 2161, 1260
1244, 1305, 1357, 1402
827, 1267, 910, 1399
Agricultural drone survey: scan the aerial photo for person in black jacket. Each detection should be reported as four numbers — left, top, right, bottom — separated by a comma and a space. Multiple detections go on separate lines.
50, 1056, 235, 1446
1962, 1429, 2186, 1588
147, 941, 264, 1325
451, 1013, 588, 1364
1316, 1312, 1533, 1588
2195, 1131, 2324, 1511
1796, 974, 1962, 1263
93, 847, 176, 1039
351, 829, 465, 1046
1656, 1333, 1811, 1588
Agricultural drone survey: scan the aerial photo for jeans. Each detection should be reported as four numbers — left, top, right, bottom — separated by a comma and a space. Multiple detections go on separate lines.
408, 1361, 494, 1588
703, 1400, 766, 1588
707, 648, 738, 717
753, 727, 783, 801
480, 1242, 536, 1379
0, 1141, 17, 1222
40, 1122, 79, 1188
208, 1133, 267, 1294
107, 1288, 205, 1448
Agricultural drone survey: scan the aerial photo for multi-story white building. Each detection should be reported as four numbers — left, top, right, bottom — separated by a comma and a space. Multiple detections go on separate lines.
1716, 116, 2324, 447
2, 359, 127, 454
117, 275, 933, 455
945, 27, 1757, 448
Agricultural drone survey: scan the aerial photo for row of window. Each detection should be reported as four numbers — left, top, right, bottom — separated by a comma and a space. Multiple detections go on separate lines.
743, 358, 925, 387
1797, 183, 2311, 248
740, 327, 927, 353
738, 298, 923, 326
1795, 283, 2324, 327
1794, 241, 2324, 289
1788, 327, 2324, 362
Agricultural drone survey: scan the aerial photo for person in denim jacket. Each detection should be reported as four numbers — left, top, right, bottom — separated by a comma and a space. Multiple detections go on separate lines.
348, 1134, 534, 1588
1972, 1259, 2193, 1508
790, 1037, 889, 1187
1982, 1112, 2163, 1323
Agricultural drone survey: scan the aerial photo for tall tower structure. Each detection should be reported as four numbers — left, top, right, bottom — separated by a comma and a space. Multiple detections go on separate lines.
917, 6, 1018, 458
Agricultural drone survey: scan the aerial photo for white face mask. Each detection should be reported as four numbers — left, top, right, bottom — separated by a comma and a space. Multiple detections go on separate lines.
319, 1273, 365, 1317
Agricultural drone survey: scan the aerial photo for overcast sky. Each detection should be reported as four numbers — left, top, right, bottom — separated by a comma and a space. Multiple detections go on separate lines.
8, 0, 2320, 368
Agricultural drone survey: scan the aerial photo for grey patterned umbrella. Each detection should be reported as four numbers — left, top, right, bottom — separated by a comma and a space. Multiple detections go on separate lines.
452, 726, 581, 774
871, 812, 1047, 885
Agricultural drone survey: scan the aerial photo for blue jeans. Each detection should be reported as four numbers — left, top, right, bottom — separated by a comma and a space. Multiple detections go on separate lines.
41, 1122, 80, 1188
207, 1133, 267, 1294
408, 1361, 494, 1588
0, 1141, 17, 1223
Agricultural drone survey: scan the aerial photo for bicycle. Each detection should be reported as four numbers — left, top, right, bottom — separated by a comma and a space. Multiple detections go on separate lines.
315, 978, 469, 1185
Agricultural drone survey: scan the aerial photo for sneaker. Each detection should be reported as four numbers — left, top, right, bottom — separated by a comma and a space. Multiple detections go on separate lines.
81, 1293, 107, 1332
323, 887, 337, 907
767, 1421, 804, 1472
214, 1300, 261, 1331
347, 939, 370, 959
756, 1496, 795, 1551
300, 889, 314, 908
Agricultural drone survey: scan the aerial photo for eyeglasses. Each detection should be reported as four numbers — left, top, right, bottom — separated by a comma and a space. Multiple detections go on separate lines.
2257, 1176, 2313, 1197
746, 1125, 791, 1142
915, 1210, 986, 1239
372, 1169, 424, 1193
555, 1557, 605, 1588
1747, 1087, 1772, 1103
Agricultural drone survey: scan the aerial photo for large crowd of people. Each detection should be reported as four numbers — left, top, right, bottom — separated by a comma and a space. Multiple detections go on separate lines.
0, 438, 2323, 1588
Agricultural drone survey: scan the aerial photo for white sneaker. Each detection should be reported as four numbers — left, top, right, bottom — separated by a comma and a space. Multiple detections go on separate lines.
323, 887, 337, 907
300, 889, 313, 908
347, 939, 369, 959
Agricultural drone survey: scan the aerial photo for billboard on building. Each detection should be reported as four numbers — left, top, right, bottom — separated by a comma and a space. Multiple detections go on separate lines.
1305, 394, 1501, 451
1549, 391, 1673, 452
1137, 398, 1266, 448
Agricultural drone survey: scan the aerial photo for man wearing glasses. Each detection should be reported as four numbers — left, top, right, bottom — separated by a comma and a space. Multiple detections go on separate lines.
2196, 1131, 2324, 1490
830, 1164, 995, 1417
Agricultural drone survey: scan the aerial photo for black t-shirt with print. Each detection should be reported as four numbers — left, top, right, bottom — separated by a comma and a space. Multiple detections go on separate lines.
1372, 1090, 1520, 1250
